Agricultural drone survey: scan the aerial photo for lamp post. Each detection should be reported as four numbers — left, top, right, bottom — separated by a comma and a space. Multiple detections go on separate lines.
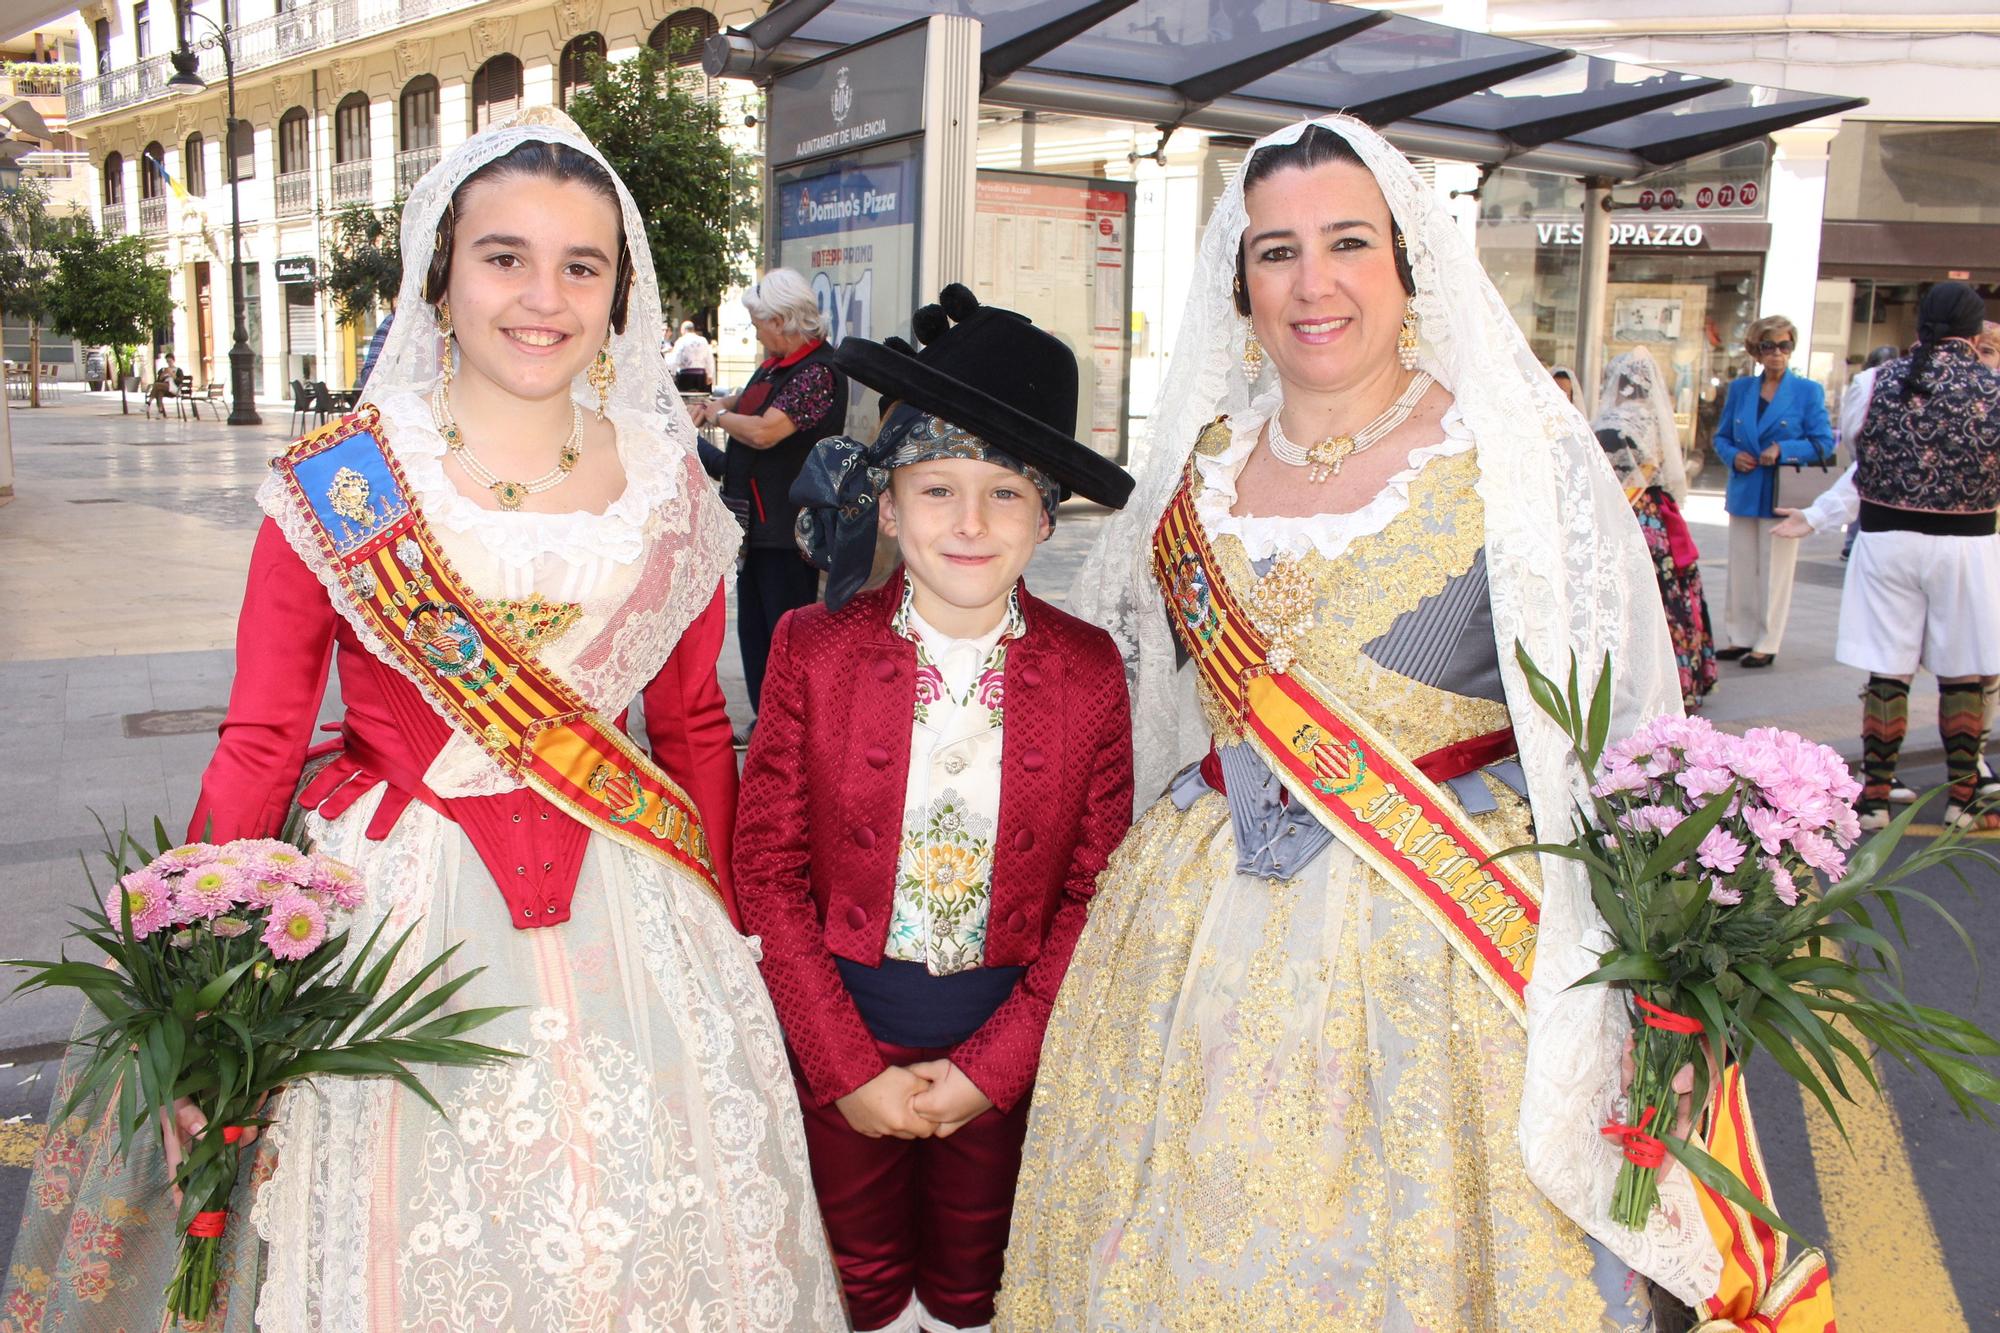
166, 1, 260, 425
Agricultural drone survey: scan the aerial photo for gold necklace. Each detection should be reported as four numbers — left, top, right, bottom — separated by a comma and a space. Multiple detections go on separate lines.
431, 381, 583, 510
1266, 371, 1434, 483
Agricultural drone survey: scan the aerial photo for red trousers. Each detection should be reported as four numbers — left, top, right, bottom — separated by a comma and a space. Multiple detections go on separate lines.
800, 1039, 1031, 1331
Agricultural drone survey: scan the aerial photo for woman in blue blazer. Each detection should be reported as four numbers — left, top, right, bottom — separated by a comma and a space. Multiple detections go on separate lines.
1712, 315, 1834, 667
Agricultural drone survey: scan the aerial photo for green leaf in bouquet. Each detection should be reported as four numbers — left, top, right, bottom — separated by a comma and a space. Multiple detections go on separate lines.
1912, 1048, 2000, 1121
186, 957, 260, 1015
1746, 1014, 1845, 1134
352, 941, 468, 1042
1584, 651, 1615, 772
1565, 654, 1585, 752
1645, 876, 1710, 947
1907, 1004, 2000, 1058
1812, 799, 1934, 918
403, 1005, 519, 1042
378, 964, 500, 1037
1634, 786, 1738, 886
1513, 641, 1572, 732
1588, 866, 1640, 948
1659, 1134, 1804, 1243
1570, 951, 1668, 988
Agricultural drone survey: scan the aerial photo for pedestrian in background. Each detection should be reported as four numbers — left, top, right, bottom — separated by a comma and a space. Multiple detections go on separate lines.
688, 269, 848, 720
671, 317, 716, 391
1776, 282, 2000, 830
1712, 314, 1832, 669
1595, 347, 1717, 709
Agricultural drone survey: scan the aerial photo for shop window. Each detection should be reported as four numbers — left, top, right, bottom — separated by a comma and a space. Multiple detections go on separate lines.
471, 55, 523, 131
560, 33, 605, 107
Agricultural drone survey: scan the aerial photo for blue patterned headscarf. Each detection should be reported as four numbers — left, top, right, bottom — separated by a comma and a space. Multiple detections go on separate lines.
792, 403, 1058, 611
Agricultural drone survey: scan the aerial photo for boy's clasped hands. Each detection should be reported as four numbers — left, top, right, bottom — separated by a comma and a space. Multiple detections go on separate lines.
835, 1060, 993, 1140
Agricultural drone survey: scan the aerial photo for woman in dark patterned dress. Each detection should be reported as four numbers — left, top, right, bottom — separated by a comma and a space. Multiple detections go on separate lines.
1595, 349, 1718, 711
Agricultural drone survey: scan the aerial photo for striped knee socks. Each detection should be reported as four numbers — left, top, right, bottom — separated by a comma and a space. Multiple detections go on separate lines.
1861, 676, 1910, 812
1941, 681, 1987, 807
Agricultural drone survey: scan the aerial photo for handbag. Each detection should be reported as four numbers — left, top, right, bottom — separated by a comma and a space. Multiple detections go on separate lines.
1773, 446, 1838, 512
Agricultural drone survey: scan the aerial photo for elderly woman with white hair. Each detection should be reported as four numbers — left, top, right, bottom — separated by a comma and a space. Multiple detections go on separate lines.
691, 268, 850, 716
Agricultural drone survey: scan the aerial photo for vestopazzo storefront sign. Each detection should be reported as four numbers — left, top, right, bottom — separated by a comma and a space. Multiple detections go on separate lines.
1534, 220, 1707, 248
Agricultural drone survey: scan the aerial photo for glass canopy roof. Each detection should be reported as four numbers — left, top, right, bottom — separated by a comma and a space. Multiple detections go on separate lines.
724, 0, 1866, 177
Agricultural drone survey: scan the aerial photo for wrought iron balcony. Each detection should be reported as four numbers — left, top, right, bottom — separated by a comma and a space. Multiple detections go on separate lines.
66, 0, 491, 123
330, 159, 373, 207
139, 195, 167, 234
276, 169, 313, 218
104, 205, 130, 236
395, 145, 439, 195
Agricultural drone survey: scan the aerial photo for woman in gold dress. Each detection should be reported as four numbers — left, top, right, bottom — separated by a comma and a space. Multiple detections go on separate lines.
998, 117, 1725, 1331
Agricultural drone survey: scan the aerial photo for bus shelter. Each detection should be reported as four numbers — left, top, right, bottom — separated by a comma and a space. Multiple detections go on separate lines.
708, 0, 1864, 456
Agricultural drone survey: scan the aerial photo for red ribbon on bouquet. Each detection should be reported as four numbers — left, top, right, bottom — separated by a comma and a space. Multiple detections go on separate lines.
1637, 996, 1705, 1035
1602, 1104, 1669, 1169
186, 1211, 228, 1238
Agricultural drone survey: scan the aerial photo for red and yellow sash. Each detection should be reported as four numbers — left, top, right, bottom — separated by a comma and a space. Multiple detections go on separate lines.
1152, 464, 1538, 1019
1152, 458, 1834, 1329
271, 409, 719, 902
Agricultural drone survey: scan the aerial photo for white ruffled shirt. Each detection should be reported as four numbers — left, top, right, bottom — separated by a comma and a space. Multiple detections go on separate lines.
883, 584, 1025, 977
1194, 395, 1475, 560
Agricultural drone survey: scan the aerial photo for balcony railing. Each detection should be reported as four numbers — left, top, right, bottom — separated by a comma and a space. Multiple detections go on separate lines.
68, 0, 491, 122
276, 169, 312, 218
330, 159, 373, 207
0, 62, 80, 97
20, 150, 89, 180
104, 205, 130, 236
395, 145, 439, 195
139, 195, 167, 234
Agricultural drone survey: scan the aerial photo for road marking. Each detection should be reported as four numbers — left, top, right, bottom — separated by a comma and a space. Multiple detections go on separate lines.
1799, 959, 1968, 1331
0, 1119, 45, 1168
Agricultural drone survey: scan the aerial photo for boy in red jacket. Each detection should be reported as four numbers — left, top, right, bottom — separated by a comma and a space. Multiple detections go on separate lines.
735, 285, 1135, 1332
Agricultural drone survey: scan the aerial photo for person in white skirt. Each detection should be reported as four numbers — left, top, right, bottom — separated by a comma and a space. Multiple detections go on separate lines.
1775, 281, 2000, 830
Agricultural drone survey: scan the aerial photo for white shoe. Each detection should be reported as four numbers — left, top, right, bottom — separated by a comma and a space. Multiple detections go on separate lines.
1944, 803, 2000, 831
1857, 807, 1893, 832
1887, 780, 1917, 805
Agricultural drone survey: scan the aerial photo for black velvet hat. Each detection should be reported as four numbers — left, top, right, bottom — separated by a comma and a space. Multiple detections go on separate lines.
832, 284, 1135, 510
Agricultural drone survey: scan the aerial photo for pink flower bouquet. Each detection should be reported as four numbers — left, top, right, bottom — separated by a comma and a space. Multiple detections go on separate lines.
1512, 648, 2000, 1233
5, 822, 515, 1326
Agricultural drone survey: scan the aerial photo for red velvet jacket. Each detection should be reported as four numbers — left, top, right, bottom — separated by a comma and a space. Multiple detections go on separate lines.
734, 573, 1133, 1112
190, 518, 742, 924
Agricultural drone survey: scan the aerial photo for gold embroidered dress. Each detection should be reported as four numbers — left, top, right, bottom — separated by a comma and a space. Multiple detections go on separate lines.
998, 410, 1648, 1332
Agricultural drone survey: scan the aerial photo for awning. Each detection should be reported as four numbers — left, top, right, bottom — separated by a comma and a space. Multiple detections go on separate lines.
710, 0, 1866, 180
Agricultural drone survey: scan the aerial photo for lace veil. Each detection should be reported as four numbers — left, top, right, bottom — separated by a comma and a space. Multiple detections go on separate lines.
1068, 114, 1721, 1303
1595, 347, 1689, 501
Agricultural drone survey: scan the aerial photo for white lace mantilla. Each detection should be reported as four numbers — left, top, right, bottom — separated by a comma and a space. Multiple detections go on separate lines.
1195, 398, 1475, 560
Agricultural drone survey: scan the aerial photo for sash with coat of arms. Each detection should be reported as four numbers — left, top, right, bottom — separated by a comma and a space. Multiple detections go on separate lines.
268, 408, 721, 904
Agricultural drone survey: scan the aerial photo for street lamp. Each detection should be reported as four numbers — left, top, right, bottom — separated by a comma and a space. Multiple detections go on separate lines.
165, 1, 260, 425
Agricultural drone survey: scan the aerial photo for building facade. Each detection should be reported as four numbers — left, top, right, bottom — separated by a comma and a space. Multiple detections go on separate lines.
64, 0, 762, 399
3, 20, 91, 378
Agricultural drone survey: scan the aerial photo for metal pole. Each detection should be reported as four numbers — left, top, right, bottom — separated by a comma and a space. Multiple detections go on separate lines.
220, 14, 258, 424
1573, 177, 1612, 417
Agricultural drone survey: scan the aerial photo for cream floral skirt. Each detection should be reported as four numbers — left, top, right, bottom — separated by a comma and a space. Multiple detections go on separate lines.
997, 788, 1651, 1333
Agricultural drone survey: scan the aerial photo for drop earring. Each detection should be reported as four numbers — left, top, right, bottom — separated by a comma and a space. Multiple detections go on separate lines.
436, 300, 455, 390
1242, 326, 1265, 387
588, 336, 615, 421
1397, 297, 1421, 371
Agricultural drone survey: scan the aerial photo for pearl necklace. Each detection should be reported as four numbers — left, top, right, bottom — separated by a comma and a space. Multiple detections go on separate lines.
1266, 371, 1435, 484
431, 381, 583, 511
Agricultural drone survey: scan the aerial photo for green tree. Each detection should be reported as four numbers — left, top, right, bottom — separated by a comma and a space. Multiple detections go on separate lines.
0, 180, 59, 408
45, 221, 176, 415
317, 201, 403, 326
565, 40, 758, 315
